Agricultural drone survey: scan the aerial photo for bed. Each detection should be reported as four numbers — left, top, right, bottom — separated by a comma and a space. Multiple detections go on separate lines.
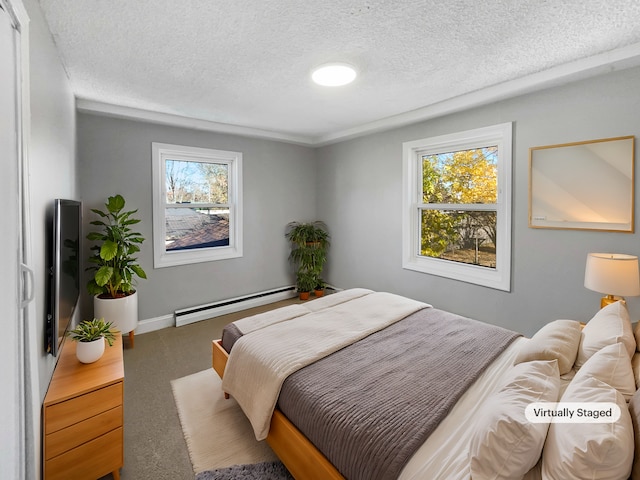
211, 289, 640, 480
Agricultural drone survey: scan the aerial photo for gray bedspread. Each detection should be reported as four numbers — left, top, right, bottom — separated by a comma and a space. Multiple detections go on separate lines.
277, 307, 521, 480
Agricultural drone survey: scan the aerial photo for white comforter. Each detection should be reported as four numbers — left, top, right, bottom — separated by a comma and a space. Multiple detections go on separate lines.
232, 287, 374, 334
221, 291, 430, 440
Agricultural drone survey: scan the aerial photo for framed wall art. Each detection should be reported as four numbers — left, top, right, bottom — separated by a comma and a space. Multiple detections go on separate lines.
529, 136, 635, 232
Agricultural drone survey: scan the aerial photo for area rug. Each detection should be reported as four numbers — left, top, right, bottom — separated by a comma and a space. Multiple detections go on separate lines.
195, 461, 293, 480
171, 369, 279, 474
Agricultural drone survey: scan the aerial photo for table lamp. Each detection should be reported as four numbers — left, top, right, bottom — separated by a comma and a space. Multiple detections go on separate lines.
584, 253, 640, 308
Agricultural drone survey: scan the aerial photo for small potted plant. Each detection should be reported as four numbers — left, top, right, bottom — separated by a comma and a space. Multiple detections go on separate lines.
296, 272, 317, 301
314, 278, 326, 297
67, 318, 117, 364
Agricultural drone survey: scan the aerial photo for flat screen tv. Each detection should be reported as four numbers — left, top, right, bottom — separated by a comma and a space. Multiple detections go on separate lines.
46, 199, 81, 356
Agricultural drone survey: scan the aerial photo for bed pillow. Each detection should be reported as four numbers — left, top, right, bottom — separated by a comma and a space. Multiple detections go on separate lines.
515, 319, 581, 375
541, 375, 633, 480
629, 389, 640, 480
575, 301, 635, 369
470, 359, 560, 480
572, 342, 636, 401
632, 352, 640, 390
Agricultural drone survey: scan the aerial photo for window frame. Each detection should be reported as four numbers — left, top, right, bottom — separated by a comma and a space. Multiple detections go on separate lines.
152, 142, 243, 268
402, 123, 512, 291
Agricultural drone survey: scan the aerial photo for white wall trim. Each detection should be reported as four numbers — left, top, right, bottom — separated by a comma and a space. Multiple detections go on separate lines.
76, 98, 315, 146
135, 314, 175, 335
151, 142, 243, 268
313, 42, 640, 146
175, 286, 297, 327
76, 43, 640, 148
134, 286, 299, 334
402, 123, 513, 291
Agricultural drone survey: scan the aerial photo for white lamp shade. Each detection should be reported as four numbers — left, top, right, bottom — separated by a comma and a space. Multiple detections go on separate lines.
584, 253, 640, 297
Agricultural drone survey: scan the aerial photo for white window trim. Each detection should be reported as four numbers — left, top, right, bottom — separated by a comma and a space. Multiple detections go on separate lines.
152, 142, 243, 268
402, 122, 512, 291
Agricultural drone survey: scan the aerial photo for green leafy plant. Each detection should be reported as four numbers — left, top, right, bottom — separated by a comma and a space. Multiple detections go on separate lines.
86, 194, 147, 298
285, 221, 330, 293
295, 272, 317, 293
67, 318, 117, 346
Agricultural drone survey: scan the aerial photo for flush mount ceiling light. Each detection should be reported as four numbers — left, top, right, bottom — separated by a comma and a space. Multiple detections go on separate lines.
311, 63, 357, 87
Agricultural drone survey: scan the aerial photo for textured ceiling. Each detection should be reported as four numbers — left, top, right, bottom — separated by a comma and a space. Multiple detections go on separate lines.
37, 0, 640, 145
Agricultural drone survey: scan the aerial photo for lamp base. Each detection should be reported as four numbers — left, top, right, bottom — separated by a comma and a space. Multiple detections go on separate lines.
601, 295, 625, 309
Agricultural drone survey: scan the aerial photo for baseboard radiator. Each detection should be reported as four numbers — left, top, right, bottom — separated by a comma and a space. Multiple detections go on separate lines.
174, 285, 297, 327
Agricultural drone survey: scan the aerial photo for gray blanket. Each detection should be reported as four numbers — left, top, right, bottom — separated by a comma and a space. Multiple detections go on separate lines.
277, 307, 521, 480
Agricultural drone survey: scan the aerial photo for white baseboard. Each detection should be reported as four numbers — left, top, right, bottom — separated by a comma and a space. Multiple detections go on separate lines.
135, 314, 174, 335
134, 284, 343, 334
175, 286, 297, 327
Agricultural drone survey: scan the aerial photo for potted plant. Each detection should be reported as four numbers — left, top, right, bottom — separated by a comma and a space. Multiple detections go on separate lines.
67, 318, 116, 363
285, 221, 330, 300
86, 194, 146, 347
314, 278, 326, 297
296, 272, 317, 301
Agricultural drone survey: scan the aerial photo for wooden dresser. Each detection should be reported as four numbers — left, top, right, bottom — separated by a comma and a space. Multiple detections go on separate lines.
43, 333, 124, 480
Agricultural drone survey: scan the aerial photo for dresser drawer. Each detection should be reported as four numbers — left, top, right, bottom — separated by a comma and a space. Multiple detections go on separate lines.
45, 426, 123, 480
45, 405, 122, 460
45, 382, 123, 434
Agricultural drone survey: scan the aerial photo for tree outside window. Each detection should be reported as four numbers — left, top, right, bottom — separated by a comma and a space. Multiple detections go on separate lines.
420, 147, 497, 268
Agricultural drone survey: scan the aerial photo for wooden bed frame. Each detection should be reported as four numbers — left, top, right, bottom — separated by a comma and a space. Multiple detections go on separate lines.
212, 339, 345, 480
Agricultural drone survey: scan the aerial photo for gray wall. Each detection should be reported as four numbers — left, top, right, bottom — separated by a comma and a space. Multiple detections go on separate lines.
77, 114, 317, 322
316, 66, 640, 337
23, 0, 78, 400
75, 66, 640, 338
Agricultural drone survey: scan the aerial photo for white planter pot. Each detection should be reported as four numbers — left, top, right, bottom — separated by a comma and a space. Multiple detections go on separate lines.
76, 338, 105, 364
94, 291, 138, 334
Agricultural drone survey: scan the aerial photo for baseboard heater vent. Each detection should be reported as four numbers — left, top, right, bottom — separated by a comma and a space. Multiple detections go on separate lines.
174, 286, 297, 327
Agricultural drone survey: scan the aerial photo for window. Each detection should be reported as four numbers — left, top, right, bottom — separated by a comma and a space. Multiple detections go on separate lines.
402, 123, 512, 291
152, 143, 242, 268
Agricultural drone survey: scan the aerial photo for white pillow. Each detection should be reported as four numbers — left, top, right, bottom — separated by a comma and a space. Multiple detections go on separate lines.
575, 301, 635, 369
572, 342, 636, 401
470, 360, 560, 480
542, 375, 633, 480
515, 319, 581, 375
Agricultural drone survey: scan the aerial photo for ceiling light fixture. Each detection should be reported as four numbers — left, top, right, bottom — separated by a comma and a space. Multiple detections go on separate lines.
311, 63, 357, 87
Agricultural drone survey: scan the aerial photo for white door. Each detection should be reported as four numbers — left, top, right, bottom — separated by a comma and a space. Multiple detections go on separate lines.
1, 1, 38, 478
0, 3, 24, 479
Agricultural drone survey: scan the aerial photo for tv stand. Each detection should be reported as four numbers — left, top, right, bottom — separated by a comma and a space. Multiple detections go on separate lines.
43, 333, 124, 479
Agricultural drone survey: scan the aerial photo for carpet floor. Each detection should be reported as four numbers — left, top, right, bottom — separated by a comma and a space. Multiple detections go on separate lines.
171, 369, 279, 473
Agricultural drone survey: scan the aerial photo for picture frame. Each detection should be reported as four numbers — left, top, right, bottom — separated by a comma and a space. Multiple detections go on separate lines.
529, 136, 635, 232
